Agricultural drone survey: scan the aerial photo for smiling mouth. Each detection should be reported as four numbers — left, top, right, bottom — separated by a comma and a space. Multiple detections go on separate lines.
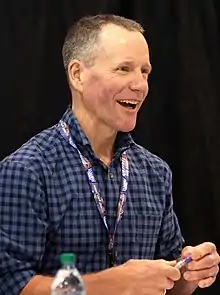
117, 100, 139, 109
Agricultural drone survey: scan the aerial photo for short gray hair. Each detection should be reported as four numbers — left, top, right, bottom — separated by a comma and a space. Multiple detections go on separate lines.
62, 14, 144, 72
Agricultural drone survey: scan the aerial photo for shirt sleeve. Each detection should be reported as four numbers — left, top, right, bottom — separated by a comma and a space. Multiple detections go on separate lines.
0, 160, 48, 295
154, 166, 185, 260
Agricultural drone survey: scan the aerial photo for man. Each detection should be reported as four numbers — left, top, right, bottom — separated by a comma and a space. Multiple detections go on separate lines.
0, 14, 219, 295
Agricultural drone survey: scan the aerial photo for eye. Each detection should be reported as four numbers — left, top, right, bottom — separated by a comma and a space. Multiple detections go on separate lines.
117, 66, 130, 72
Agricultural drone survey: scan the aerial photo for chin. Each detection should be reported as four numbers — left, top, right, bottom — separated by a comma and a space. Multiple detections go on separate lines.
113, 118, 137, 133
118, 124, 136, 133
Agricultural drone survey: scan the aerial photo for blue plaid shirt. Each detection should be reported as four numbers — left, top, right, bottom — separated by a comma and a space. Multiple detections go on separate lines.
0, 107, 184, 295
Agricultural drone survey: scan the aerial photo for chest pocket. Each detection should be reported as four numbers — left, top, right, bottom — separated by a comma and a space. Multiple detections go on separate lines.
136, 212, 162, 258
115, 189, 164, 263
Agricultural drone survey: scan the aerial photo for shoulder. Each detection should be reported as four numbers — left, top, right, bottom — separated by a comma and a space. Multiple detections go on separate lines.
129, 143, 172, 185
0, 124, 62, 177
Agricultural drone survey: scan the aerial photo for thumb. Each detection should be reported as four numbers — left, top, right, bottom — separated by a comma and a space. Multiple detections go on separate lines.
165, 260, 177, 267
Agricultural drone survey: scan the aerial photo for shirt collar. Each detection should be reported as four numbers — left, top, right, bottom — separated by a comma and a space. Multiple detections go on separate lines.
59, 107, 135, 155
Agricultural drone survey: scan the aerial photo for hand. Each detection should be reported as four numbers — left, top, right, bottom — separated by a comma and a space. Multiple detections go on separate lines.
181, 242, 220, 288
120, 259, 181, 295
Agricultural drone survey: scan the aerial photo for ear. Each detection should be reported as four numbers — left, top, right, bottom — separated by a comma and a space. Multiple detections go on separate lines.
67, 60, 85, 92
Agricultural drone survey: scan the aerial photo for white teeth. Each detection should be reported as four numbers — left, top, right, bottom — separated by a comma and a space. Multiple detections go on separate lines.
118, 100, 138, 105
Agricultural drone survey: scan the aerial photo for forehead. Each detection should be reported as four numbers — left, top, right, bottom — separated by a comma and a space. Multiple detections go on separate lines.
97, 24, 150, 65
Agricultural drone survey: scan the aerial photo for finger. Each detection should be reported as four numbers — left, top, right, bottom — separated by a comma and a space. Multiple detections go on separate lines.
187, 252, 220, 271
182, 243, 217, 261
156, 276, 175, 292
198, 276, 217, 288
163, 278, 175, 290
165, 266, 181, 281
182, 246, 194, 257
165, 260, 177, 267
184, 265, 219, 281
156, 260, 181, 281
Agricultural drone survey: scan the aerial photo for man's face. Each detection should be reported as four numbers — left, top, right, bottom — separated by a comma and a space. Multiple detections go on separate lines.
77, 24, 151, 133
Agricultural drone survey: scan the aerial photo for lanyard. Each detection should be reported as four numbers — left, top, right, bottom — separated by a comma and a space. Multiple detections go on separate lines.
58, 120, 129, 266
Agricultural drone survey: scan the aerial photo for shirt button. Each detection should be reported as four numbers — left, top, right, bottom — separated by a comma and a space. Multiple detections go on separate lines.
108, 172, 114, 179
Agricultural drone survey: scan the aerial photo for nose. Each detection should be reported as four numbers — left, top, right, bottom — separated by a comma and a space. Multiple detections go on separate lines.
129, 71, 149, 95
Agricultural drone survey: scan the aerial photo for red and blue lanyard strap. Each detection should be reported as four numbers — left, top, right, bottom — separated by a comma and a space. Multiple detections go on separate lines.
59, 120, 129, 266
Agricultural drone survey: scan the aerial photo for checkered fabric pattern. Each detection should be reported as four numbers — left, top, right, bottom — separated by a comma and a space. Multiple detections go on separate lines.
0, 107, 184, 295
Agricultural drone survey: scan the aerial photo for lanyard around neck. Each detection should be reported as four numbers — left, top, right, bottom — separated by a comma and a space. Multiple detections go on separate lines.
58, 120, 129, 262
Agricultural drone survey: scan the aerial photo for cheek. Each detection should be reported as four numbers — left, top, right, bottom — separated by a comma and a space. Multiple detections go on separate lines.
98, 78, 127, 101
83, 72, 127, 107
87, 79, 121, 104
100, 85, 117, 102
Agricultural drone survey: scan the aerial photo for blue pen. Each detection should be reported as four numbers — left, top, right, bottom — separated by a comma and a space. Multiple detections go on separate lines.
175, 256, 192, 269
164, 256, 192, 294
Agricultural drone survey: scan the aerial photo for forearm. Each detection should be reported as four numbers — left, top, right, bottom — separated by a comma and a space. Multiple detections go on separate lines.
83, 266, 128, 295
20, 275, 53, 295
20, 267, 126, 295
167, 276, 198, 295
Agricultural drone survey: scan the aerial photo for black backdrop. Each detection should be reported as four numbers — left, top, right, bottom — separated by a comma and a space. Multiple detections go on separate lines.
1, 1, 220, 294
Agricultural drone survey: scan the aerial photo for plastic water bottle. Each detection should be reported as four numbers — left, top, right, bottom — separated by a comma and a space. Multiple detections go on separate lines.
51, 253, 86, 295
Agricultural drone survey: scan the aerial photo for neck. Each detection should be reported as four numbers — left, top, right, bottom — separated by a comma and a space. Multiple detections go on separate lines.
72, 107, 117, 166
